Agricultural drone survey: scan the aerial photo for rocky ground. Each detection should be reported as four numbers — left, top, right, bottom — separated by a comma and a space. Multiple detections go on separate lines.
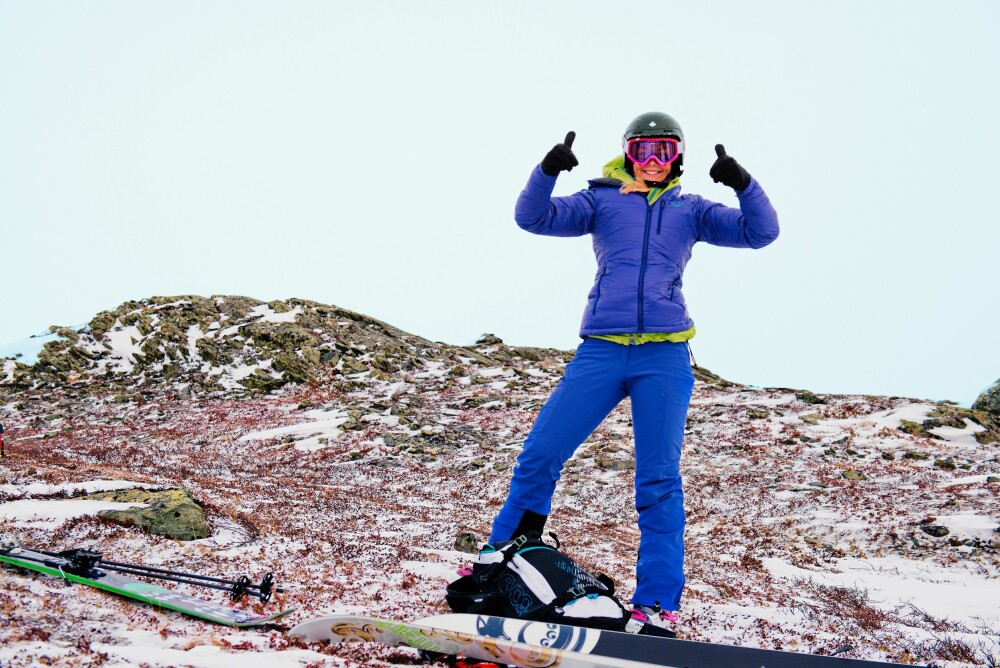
1, 297, 999, 667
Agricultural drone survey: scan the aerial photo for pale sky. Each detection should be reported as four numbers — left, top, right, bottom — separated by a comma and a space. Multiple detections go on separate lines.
2, 1, 998, 404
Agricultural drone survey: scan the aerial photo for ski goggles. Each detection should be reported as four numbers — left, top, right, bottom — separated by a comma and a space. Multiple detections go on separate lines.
624, 137, 684, 166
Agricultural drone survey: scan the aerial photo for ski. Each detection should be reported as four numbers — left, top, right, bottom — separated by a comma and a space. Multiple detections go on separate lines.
0, 545, 293, 627
289, 615, 662, 668
415, 614, 920, 668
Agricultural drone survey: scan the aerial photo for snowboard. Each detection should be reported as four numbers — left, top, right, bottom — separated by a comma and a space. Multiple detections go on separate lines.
0, 545, 293, 627
289, 615, 663, 668
415, 613, 919, 668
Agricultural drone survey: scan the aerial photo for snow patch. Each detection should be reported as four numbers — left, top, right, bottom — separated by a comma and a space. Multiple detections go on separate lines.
238, 410, 350, 450
249, 304, 302, 324
1, 359, 15, 383
0, 499, 149, 529
0, 479, 159, 499
187, 324, 205, 362
104, 321, 145, 373
764, 556, 1000, 629
152, 299, 193, 310
90, 635, 326, 668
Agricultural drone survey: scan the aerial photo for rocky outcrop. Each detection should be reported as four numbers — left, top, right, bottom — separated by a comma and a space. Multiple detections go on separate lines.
0, 295, 738, 397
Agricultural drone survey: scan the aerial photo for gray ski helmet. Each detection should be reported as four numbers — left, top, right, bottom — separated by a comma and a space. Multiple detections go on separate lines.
622, 111, 685, 181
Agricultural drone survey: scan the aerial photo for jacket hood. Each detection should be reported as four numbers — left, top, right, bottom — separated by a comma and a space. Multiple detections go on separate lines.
600, 155, 681, 203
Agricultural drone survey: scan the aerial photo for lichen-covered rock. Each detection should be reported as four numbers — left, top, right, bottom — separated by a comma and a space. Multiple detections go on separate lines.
795, 390, 827, 405
973, 378, 1000, 417
454, 532, 481, 554
90, 311, 116, 338
84, 488, 209, 540
272, 352, 312, 385
242, 369, 286, 392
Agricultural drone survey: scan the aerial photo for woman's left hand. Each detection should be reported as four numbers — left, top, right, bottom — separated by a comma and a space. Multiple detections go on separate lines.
709, 144, 751, 191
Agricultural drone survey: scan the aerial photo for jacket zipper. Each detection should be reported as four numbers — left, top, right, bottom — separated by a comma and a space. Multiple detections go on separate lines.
592, 268, 607, 315
637, 200, 654, 333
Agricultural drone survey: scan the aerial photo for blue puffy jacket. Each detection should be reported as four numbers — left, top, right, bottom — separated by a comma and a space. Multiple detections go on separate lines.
515, 158, 779, 337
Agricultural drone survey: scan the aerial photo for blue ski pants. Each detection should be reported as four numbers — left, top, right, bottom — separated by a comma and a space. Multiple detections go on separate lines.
490, 337, 694, 610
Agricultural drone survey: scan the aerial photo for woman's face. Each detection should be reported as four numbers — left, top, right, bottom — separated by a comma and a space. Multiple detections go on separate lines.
632, 158, 672, 184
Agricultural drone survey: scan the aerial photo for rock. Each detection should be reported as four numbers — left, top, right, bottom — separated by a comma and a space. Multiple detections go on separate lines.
242, 369, 285, 393
596, 457, 635, 471
898, 420, 934, 438
799, 413, 821, 425
795, 390, 827, 405
903, 451, 930, 461
973, 378, 1000, 417
746, 408, 769, 420
934, 458, 957, 471
920, 524, 949, 538
842, 470, 867, 481
84, 488, 209, 540
975, 429, 1000, 445
987, 476, 1000, 484
476, 333, 503, 345
454, 532, 481, 554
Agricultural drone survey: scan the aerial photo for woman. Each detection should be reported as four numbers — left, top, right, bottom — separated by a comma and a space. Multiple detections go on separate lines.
489, 112, 779, 631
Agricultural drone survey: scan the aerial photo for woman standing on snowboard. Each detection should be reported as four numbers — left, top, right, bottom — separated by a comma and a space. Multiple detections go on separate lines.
490, 112, 779, 632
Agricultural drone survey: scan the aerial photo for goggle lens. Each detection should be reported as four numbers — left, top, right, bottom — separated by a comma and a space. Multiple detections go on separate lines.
625, 138, 682, 166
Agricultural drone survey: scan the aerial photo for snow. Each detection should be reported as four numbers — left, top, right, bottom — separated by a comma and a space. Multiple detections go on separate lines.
86, 633, 329, 668
3, 347, 999, 666
765, 556, 1000, 630
104, 321, 145, 373
1, 359, 14, 382
928, 420, 986, 446
0, 499, 148, 529
0, 325, 88, 365
932, 513, 1000, 542
0, 479, 159, 499
237, 409, 350, 451
187, 324, 206, 361
249, 304, 302, 324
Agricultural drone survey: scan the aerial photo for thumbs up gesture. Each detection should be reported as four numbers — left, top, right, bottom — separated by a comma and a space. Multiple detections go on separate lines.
709, 144, 751, 191
540, 131, 579, 176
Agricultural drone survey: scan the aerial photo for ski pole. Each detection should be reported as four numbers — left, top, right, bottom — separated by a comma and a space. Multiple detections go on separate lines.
96, 563, 273, 602
91, 560, 281, 603
37, 548, 283, 602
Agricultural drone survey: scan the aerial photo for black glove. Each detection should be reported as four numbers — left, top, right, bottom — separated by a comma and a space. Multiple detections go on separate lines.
709, 144, 751, 191
540, 131, 579, 176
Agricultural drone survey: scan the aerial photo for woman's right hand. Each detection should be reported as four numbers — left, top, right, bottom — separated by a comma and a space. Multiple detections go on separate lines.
540, 131, 579, 176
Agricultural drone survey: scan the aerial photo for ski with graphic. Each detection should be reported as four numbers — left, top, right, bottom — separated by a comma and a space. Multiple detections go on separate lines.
0, 545, 293, 627
288, 615, 661, 668
414, 613, 919, 668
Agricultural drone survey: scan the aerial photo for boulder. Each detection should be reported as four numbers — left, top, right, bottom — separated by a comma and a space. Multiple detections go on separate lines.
973, 378, 1000, 417
83, 488, 209, 540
